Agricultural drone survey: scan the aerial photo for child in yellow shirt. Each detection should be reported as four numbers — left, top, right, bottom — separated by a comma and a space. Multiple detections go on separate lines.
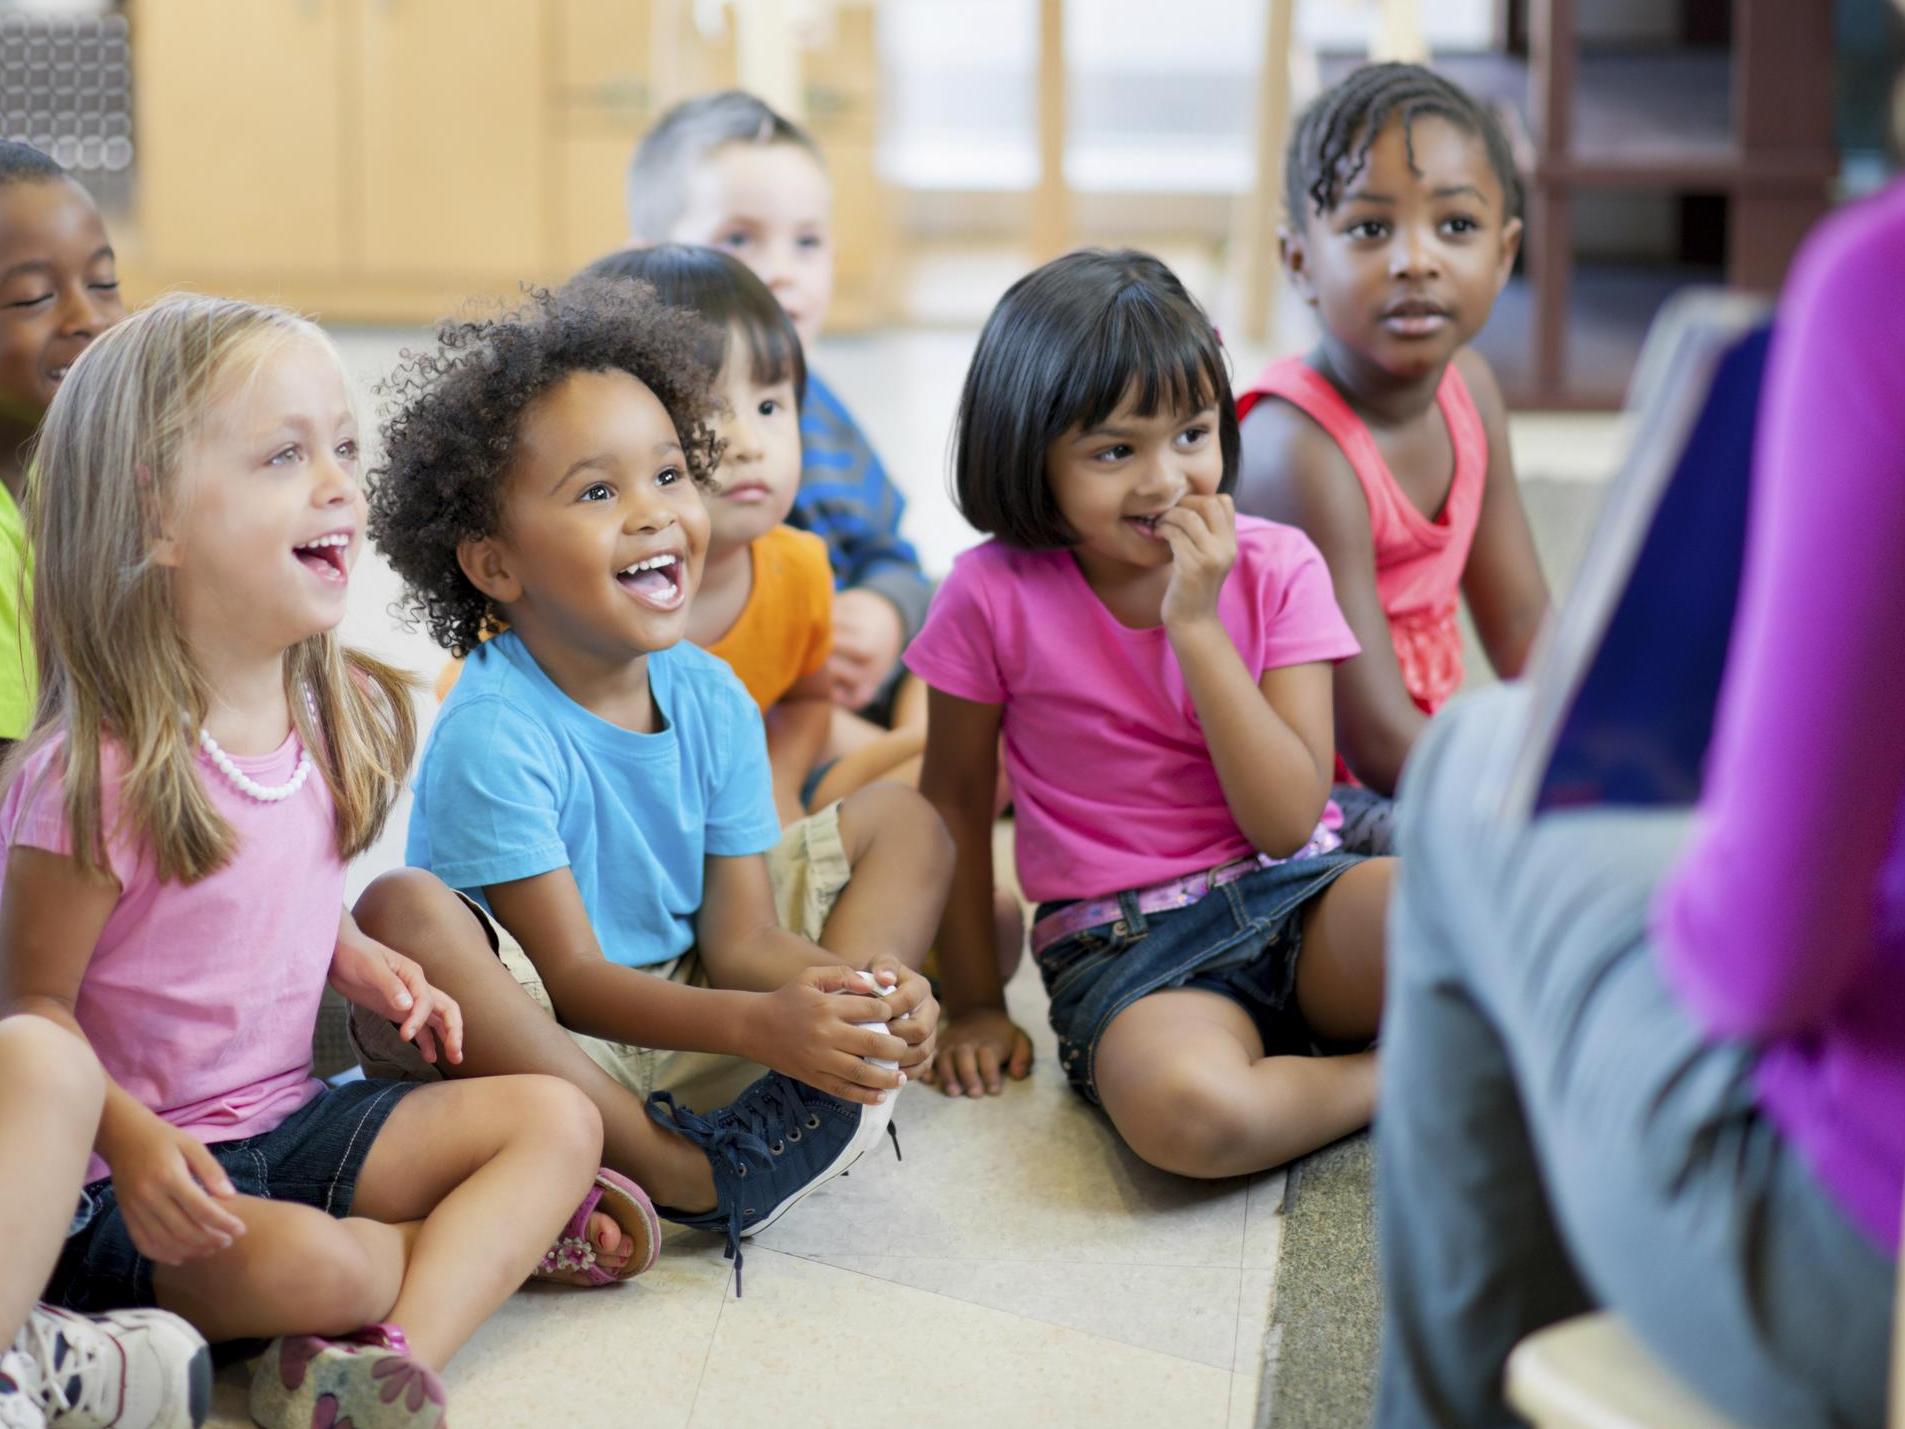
0, 143, 126, 743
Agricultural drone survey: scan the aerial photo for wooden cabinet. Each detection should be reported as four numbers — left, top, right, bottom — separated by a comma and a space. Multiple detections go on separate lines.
130, 0, 892, 327
353, 0, 546, 280
135, 1, 347, 277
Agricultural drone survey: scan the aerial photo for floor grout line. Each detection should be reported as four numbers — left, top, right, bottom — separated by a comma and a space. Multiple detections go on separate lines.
764, 1247, 1248, 1375
755, 1250, 1265, 1271
682, 1263, 734, 1429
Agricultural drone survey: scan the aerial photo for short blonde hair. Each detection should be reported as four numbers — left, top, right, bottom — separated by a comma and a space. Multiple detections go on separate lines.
624, 89, 824, 242
10, 293, 415, 883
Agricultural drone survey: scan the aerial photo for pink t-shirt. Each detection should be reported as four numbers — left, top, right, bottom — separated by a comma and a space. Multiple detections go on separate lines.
906, 516, 1360, 904
2, 730, 342, 1183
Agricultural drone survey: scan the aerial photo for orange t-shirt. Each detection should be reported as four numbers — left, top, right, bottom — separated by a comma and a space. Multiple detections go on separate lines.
705, 524, 834, 711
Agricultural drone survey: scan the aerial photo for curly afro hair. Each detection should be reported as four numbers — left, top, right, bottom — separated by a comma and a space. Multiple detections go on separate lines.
368, 278, 722, 656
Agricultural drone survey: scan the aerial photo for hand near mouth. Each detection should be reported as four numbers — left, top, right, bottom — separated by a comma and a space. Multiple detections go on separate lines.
1158, 493, 1238, 630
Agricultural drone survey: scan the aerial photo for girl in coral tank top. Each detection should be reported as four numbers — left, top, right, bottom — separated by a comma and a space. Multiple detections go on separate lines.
1236, 64, 1551, 851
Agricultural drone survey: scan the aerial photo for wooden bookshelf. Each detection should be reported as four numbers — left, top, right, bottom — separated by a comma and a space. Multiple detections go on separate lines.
1325, 1, 1835, 407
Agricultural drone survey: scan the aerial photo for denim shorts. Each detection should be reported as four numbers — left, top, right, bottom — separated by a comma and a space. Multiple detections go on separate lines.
1330, 781, 1398, 856
47, 1077, 417, 1314
1034, 850, 1364, 1102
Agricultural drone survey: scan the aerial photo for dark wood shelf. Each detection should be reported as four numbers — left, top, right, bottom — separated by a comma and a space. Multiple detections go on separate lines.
1473, 262, 1724, 410
1322, 48, 1745, 189
1325, 2, 1834, 408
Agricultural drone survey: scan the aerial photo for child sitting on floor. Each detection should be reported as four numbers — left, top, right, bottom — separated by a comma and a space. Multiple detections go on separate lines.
578, 244, 927, 821
626, 90, 933, 746
1235, 63, 1550, 852
0, 141, 126, 749
0, 1014, 209, 1429
1, 294, 633, 1429
358, 278, 949, 1293
913, 250, 1389, 1178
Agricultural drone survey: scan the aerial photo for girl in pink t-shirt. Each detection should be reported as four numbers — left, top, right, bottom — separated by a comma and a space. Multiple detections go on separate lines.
1235, 65, 1551, 851
0, 297, 661, 1429
911, 250, 1390, 1178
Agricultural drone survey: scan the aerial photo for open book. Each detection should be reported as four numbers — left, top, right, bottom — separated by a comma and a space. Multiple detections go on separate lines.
1497, 290, 1774, 819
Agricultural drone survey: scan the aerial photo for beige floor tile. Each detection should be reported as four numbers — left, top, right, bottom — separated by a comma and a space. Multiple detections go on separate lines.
803, 1255, 1245, 1369
205, 1227, 737, 1429
688, 1247, 1235, 1429
1228, 1369, 1263, 1429
748, 965, 1255, 1270
1240, 1170, 1288, 1269
1235, 1268, 1276, 1376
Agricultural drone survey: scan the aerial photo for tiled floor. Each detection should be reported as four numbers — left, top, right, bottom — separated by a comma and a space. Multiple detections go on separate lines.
207, 958, 1287, 1429
199, 323, 1621, 1427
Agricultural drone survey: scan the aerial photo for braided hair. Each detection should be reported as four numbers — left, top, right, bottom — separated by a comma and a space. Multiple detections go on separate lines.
1285, 63, 1521, 225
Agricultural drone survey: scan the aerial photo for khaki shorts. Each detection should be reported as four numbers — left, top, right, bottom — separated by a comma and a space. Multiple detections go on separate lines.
351, 803, 852, 1112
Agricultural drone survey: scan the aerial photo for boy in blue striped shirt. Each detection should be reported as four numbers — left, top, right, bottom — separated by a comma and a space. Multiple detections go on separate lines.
626, 91, 932, 731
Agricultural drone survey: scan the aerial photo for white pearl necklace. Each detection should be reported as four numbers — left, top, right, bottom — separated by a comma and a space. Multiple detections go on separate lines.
197, 704, 315, 805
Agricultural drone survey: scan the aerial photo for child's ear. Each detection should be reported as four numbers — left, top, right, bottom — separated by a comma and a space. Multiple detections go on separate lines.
1279, 225, 1318, 305
139, 465, 185, 568
456, 535, 524, 607
1494, 216, 1525, 294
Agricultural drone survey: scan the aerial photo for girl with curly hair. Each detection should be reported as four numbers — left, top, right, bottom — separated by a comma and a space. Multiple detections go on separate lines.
357, 279, 950, 1296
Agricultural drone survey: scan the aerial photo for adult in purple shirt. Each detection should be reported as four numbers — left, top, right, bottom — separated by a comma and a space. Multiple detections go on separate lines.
1374, 180, 1905, 1428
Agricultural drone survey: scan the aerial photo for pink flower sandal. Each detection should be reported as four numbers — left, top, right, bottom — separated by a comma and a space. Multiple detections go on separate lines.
249, 1322, 447, 1429
532, 1168, 661, 1287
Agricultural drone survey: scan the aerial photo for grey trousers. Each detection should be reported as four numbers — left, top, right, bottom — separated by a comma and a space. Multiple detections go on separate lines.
1374, 686, 1896, 1429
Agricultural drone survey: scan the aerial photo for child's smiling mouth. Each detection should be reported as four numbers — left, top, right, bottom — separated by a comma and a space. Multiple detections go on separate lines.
292, 532, 351, 584
616, 552, 686, 611
1123, 513, 1171, 541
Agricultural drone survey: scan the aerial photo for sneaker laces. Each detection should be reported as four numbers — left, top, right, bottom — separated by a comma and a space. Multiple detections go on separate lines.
14, 1309, 109, 1419
0, 1341, 47, 1424
715, 1077, 902, 1162
650, 1078, 845, 1298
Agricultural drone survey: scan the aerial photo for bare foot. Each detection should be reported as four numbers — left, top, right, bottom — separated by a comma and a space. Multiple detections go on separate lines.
538, 1209, 632, 1285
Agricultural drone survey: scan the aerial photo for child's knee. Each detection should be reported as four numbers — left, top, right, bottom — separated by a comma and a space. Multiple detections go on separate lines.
352, 868, 482, 969
231, 1211, 394, 1333
499, 1074, 604, 1171
840, 781, 954, 874
1114, 1065, 1254, 1178
0, 1014, 106, 1119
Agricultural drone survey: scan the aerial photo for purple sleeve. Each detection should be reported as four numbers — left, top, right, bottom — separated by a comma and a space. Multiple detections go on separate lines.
1654, 186, 1905, 1038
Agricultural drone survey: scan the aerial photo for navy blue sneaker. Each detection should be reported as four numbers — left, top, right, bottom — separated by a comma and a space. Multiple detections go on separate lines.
647, 1071, 899, 1294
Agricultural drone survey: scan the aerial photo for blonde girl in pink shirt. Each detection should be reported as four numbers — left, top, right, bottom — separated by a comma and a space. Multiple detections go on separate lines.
911, 251, 1390, 1178
0, 296, 660, 1429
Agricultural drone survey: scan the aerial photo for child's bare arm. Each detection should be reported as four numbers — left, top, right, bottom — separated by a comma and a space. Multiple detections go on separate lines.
920, 687, 1032, 1096
1455, 349, 1551, 679
763, 668, 834, 825
1240, 403, 1426, 795
491, 863, 904, 1103
1160, 495, 1338, 854
485, 866, 764, 1056
694, 852, 841, 992
330, 905, 464, 1068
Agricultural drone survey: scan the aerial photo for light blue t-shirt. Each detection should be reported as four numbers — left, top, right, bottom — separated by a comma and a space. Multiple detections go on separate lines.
407, 632, 781, 968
